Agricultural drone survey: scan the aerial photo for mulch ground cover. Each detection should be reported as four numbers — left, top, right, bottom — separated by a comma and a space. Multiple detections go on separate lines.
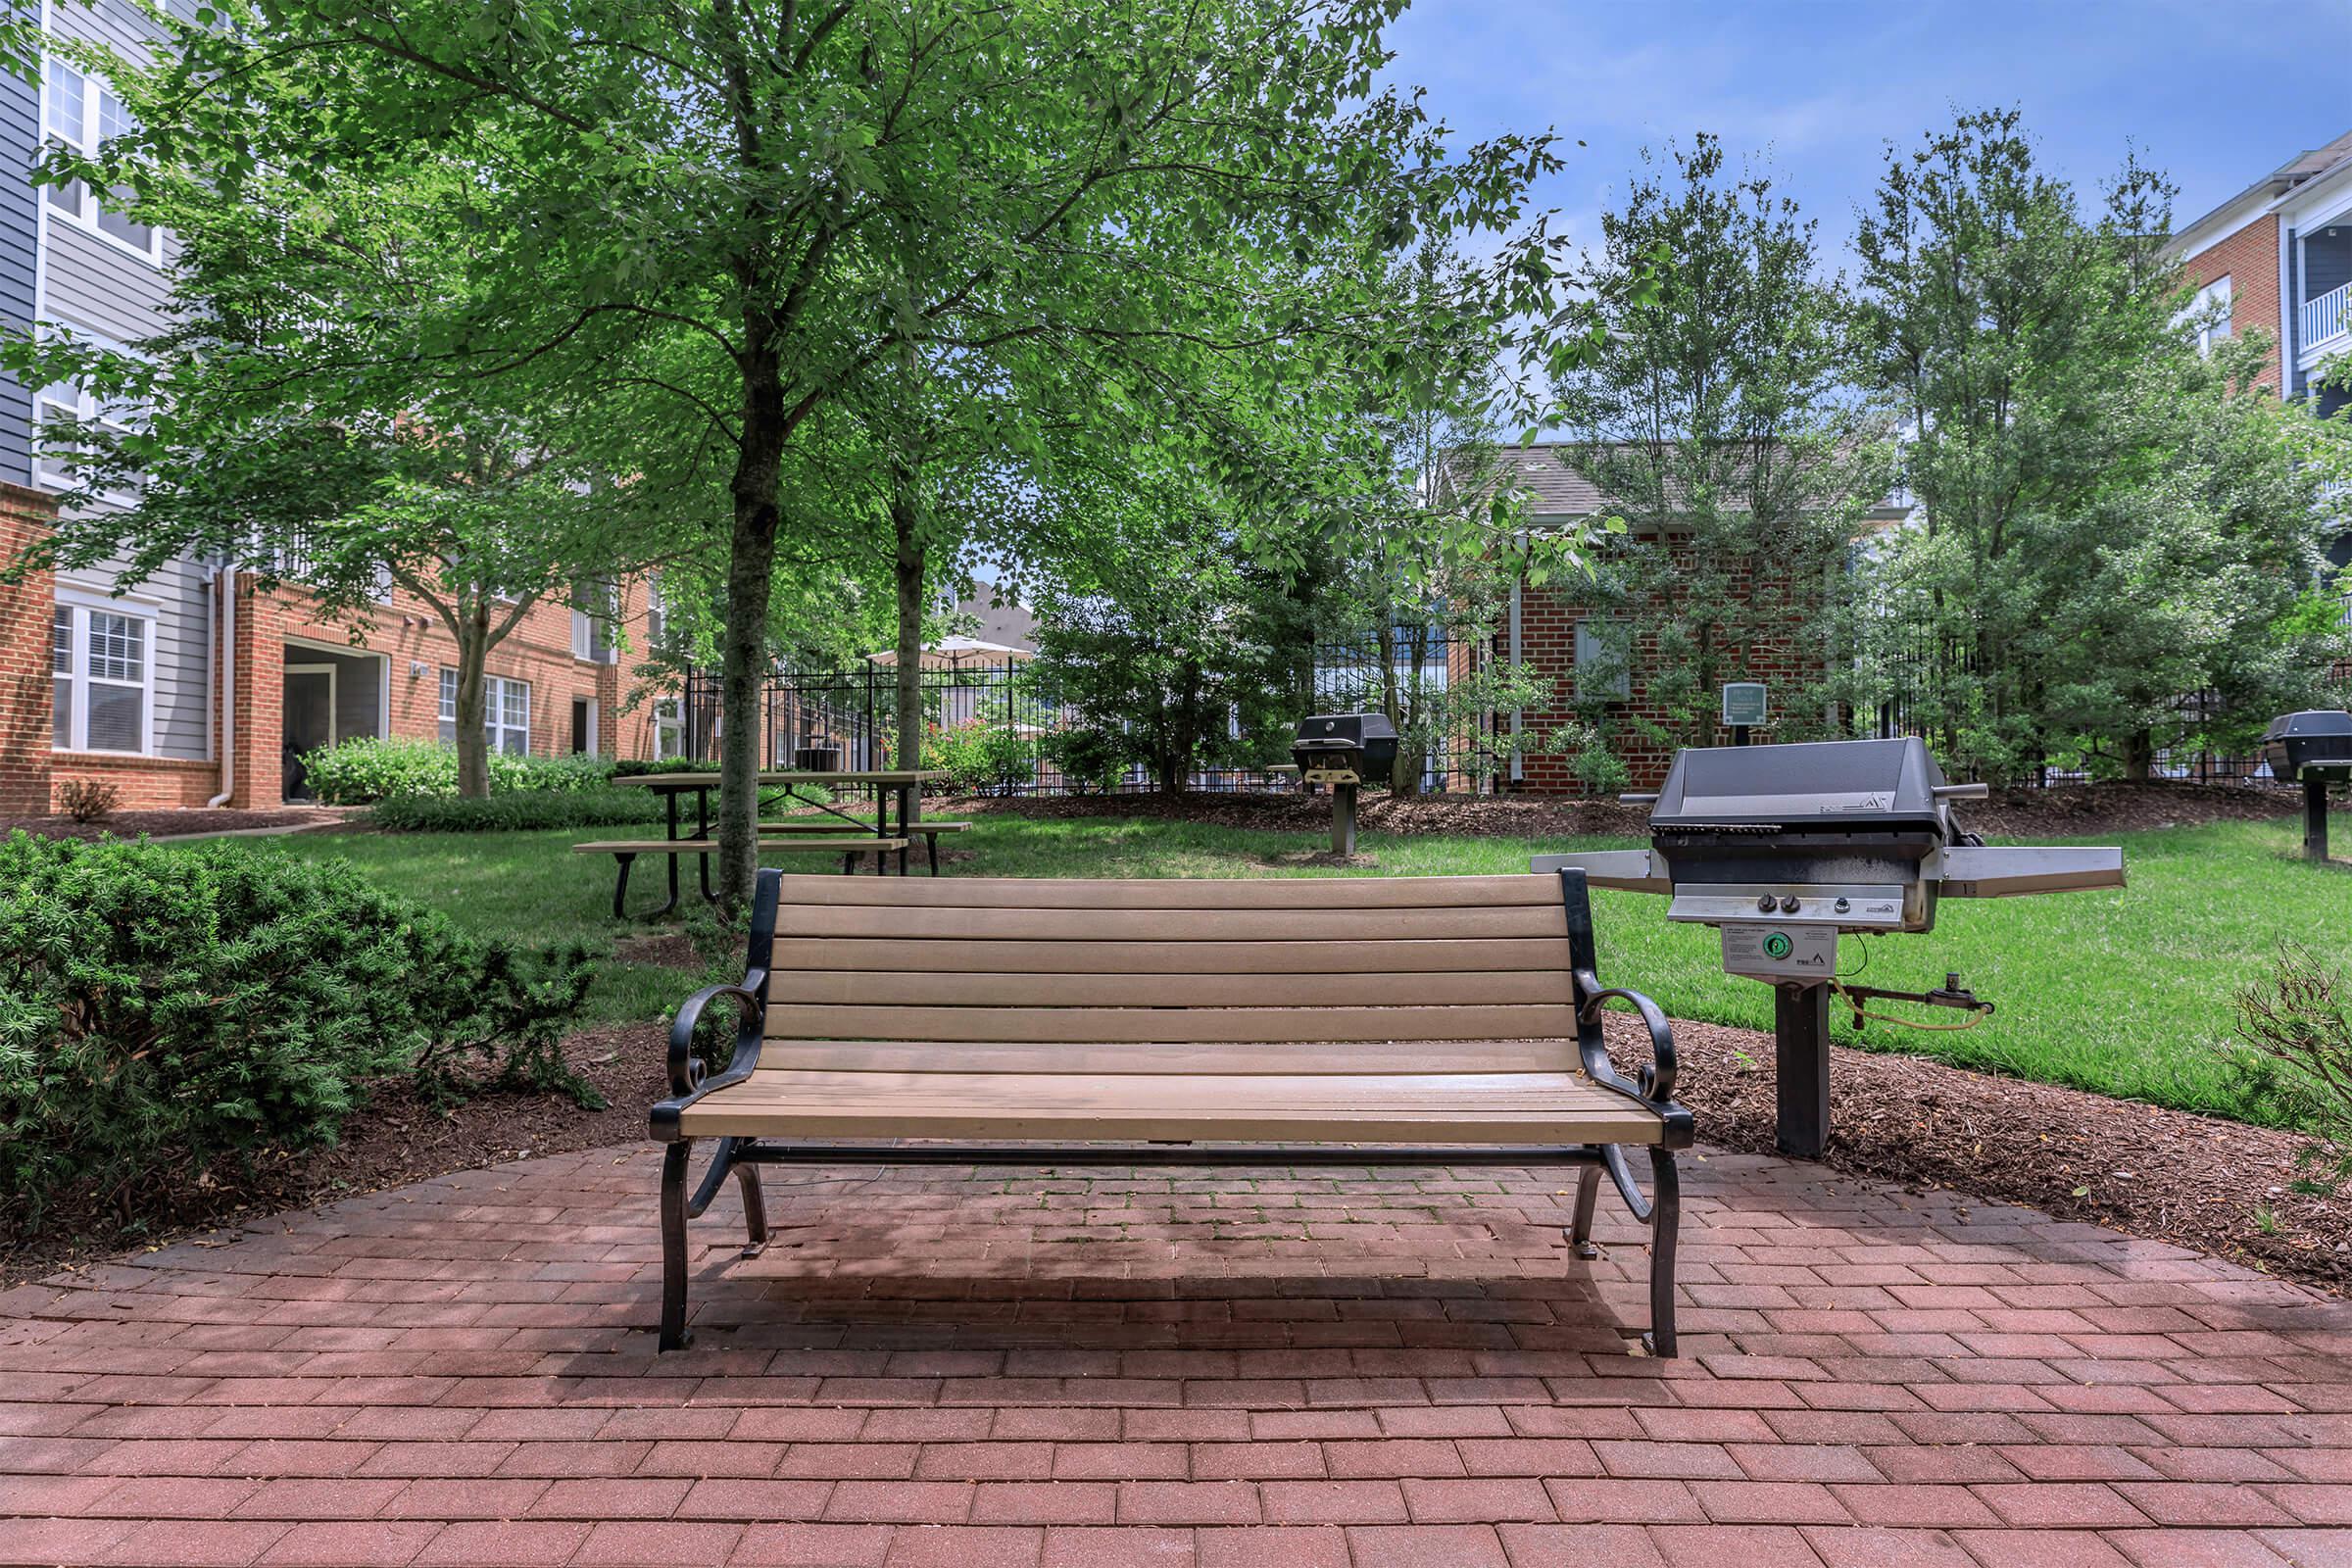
10, 1009, 2343, 1301
955, 776, 2310, 840
0, 806, 350, 841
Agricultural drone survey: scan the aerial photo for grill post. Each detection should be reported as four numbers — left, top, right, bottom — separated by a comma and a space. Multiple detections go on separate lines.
1332, 781, 1358, 856
2305, 774, 2332, 863
1775, 982, 1831, 1158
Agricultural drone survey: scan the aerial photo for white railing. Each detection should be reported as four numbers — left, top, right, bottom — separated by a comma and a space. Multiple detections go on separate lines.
2300, 279, 2350, 358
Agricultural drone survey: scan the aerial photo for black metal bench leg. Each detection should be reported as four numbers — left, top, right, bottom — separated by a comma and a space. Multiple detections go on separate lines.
1643, 1148, 1680, 1358
735, 1157, 768, 1257
659, 1141, 693, 1350
612, 854, 636, 921
926, 835, 940, 875
1569, 1160, 1602, 1260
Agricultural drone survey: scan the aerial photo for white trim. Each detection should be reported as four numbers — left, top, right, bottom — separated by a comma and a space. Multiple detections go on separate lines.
54, 577, 161, 611
35, 50, 163, 267
51, 596, 156, 755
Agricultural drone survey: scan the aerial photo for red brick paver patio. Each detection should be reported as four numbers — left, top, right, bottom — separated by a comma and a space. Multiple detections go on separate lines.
2, 1144, 2348, 1567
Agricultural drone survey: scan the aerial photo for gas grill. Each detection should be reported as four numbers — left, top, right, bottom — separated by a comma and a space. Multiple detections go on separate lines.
2263, 710, 2352, 862
1292, 712, 1398, 855
1537, 736, 2126, 1155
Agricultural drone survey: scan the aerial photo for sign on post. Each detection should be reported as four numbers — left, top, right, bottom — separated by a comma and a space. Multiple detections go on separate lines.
1721, 682, 1769, 729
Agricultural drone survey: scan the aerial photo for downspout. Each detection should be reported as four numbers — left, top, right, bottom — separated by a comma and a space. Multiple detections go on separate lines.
206, 566, 235, 807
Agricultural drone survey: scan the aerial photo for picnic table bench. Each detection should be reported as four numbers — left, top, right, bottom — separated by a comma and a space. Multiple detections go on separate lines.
571, 836, 910, 917
649, 867, 1693, 1355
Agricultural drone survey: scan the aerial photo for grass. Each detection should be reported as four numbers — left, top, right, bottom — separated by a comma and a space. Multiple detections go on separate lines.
200, 805, 2352, 1132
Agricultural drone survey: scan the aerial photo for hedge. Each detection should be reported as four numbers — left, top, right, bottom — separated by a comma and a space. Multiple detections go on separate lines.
0, 832, 595, 1233
299, 737, 616, 804
368, 787, 671, 833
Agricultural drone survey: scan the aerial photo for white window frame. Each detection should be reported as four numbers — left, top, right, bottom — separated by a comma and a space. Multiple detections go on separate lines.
51, 585, 157, 756
438, 667, 532, 754
39, 54, 163, 265
489, 674, 530, 756
31, 325, 146, 499
2184, 274, 2232, 356
652, 696, 685, 760
1573, 618, 1632, 702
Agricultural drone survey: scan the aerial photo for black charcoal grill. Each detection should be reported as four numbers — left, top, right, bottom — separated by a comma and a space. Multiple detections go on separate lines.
2263, 710, 2352, 862
1538, 737, 2126, 1156
1292, 712, 1397, 856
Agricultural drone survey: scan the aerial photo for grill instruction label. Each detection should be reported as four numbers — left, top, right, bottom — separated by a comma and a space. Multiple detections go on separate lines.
1722, 922, 1837, 979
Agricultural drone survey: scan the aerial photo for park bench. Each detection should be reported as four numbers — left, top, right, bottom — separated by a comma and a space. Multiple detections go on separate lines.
650, 867, 1693, 1354
572, 837, 910, 917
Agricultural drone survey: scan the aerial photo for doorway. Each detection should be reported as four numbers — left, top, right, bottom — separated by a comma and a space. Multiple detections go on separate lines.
283, 664, 335, 800
571, 696, 599, 754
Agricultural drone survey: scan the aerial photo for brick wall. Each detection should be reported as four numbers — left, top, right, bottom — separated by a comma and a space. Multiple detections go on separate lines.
2181, 215, 2282, 390
0, 482, 61, 812
1501, 533, 1823, 793
226, 573, 668, 808
51, 753, 221, 809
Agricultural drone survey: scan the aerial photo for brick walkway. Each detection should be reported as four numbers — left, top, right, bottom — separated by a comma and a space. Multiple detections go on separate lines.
3, 1145, 2348, 1567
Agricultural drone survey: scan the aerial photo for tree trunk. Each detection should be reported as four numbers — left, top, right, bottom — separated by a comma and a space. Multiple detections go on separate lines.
892, 475, 924, 787
2123, 729, 2154, 783
453, 608, 493, 798
715, 349, 788, 913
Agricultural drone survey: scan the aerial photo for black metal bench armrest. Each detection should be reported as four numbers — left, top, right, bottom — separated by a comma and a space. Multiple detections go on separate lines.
1573, 969, 1693, 1149
651, 974, 767, 1141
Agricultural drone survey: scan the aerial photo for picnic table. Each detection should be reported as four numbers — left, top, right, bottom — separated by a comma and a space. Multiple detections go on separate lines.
588, 768, 948, 918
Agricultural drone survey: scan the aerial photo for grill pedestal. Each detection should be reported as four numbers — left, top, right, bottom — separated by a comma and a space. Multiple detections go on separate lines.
1775, 984, 1833, 1159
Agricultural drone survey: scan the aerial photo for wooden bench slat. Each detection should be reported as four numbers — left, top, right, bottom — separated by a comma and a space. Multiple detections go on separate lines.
675, 1069, 1661, 1144
760, 821, 968, 834
769, 936, 1569, 975
764, 968, 1574, 1009
769, 1002, 1584, 1045
768, 871, 1558, 909
774, 905, 1568, 943
753, 1041, 1571, 1074
763, 837, 908, 852
574, 840, 717, 854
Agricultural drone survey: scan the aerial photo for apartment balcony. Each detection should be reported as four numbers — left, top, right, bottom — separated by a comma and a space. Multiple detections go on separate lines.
2300, 279, 2349, 366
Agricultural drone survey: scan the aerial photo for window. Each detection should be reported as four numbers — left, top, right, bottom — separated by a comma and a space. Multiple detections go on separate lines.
51, 596, 152, 754
1573, 619, 1630, 702
652, 697, 685, 760
40, 56, 159, 261
32, 330, 146, 496
570, 578, 615, 662
440, 669, 531, 753
2184, 275, 2231, 355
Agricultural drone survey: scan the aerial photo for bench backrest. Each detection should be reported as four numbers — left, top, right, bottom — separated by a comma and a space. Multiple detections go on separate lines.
753, 871, 1591, 1072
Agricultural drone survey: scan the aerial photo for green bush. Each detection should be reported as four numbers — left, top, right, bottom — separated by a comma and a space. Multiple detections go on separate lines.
368, 787, 670, 833
612, 757, 712, 777
923, 721, 1036, 796
301, 737, 618, 803
0, 832, 596, 1234
1043, 727, 1126, 794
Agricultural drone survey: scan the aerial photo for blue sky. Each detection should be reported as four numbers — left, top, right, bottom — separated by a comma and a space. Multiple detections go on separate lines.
1382, 0, 2352, 266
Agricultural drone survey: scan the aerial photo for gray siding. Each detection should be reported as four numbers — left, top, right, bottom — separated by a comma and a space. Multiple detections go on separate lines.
56, 551, 213, 760
39, 0, 209, 763
0, 57, 36, 486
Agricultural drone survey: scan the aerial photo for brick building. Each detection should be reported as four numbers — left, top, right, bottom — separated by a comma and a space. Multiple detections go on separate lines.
2167, 126, 2352, 588
0, 0, 685, 813
1469, 443, 1888, 794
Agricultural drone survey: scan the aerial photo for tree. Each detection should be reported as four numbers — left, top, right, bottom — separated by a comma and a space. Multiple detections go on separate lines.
1850, 108, 2347, 779
101, 0, 1575, 908
1553, 134, 1889, 775
0, 145, 680, 797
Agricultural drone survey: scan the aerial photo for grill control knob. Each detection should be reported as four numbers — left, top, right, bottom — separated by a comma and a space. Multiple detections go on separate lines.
1755, 895, 1776, 912
1833, 897, 1851, 914
1779, 895, 1800, 913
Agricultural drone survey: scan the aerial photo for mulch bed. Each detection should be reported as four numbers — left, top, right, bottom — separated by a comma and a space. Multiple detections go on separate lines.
1630, 1012, 2350, 1294
0, 806, 354, 842
9, 1016, 2343, 1298
952, 777, 2311, 841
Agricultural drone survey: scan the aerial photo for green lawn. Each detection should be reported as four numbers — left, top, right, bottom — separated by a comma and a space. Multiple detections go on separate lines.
212, 807, 2352, 1131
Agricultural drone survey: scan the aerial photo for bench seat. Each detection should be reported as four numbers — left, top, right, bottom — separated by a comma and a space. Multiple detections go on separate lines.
651, 870, 1691, 1355
676, 1066, 1666, 1143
